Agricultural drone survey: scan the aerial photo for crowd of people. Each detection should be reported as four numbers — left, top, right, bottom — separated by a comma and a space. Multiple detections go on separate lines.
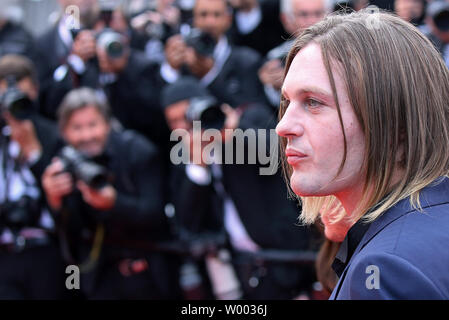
0, 0, 448, 300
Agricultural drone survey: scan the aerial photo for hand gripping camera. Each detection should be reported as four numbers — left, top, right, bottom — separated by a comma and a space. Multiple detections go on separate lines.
58, 146, 109, 190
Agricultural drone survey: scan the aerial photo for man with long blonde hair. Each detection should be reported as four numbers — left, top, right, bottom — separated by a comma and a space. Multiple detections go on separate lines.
277, 9, 449, 299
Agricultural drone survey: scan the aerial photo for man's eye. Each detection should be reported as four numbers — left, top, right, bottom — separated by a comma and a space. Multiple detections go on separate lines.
304, 98, 322, 110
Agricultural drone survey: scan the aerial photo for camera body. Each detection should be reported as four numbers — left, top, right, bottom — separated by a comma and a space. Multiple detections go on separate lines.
183, 28, 217, 57
186, 95, 225, 130
428, 0, 449, 32
0, 76, 33, 120
70, 0, 129, 60
58, 146, 109, 190
0, 195, 40, 231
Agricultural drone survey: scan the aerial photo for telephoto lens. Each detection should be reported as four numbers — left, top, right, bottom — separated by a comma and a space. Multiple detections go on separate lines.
0, 76, 33, 120
58, 146, 109, 190
97, 28, 127, 59
184, 28, 217, 57
186, 96, 226, 130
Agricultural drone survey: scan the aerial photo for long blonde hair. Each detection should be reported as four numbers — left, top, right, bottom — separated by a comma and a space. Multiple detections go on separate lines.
279, 9, 449, 225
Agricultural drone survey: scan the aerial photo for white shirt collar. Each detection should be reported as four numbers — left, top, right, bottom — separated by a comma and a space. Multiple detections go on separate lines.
235, 5, 262, 35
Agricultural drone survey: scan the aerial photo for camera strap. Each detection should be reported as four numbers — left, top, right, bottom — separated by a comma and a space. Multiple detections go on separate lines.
58, 205, 105, 273
79, 223, 105, 273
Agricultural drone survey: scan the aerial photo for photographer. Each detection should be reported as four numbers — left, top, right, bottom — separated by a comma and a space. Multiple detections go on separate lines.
227, 0, 289, 56
258, 0, 328, 109
129, 0, 182, 63
42, 87, 181, 299
163, 77, 316, 300
35, 0, 170, 156
0, 54, 66, 299
161, 0, 265, 108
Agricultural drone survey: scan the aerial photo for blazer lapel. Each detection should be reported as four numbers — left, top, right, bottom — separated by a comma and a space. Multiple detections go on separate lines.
330, 176, 449, 299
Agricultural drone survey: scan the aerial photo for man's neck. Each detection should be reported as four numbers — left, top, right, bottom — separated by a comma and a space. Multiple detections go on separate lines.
336, 167, 405, 226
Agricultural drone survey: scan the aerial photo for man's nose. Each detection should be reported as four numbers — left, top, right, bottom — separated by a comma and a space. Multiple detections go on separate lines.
78, 127, 95, 141
276, 104, 304, 138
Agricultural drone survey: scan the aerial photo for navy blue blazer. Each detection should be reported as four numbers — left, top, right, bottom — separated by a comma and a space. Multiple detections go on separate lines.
330, 177, 449, 299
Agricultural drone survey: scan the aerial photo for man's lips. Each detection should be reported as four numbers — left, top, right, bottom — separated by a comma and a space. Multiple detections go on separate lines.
285, 148, 308, 165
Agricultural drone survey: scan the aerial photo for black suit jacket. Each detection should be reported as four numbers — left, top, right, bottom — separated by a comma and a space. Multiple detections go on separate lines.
169, 163, 223, 236
206, 45, 266, 108
102, 51, 170, 152
61, 129, 170, 244
0, 21, 36, 59
57, 129, 180, 298
228, 0, 288, 56
29, 113, 64, 187
35, 24, 72, 119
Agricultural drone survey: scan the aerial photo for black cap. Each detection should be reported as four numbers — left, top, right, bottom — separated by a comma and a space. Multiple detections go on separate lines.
427, 0, 449, 32
161, 76, 210, 108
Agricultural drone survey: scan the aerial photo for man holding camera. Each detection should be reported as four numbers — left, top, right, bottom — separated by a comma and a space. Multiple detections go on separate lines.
258, 0, 328, 109
161, 0, 265, 108
41, 87, 181, 299
35, 0, 170, 155
162, 77, 316, 300
0, 54, 66, 299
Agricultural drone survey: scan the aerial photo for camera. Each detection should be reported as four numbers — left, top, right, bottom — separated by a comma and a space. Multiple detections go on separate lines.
183, 28, 217, 57
0, 76, 33, 120
186, 95, 225, 130
97, 28, 128, 59
0, 195, 40, 231
70, 0, 128, 60
58, 146, 109, 190
428, 0, 449, 32
70, 27, 128, 59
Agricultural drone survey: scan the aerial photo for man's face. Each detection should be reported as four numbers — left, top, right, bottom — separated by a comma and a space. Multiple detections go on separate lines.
193, 0, 231, 40
62, 105, 110, 157
277, 42, 366, 202
291, 0, 326, 32
395, 0, 424, 22
164, 100, 190, 131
